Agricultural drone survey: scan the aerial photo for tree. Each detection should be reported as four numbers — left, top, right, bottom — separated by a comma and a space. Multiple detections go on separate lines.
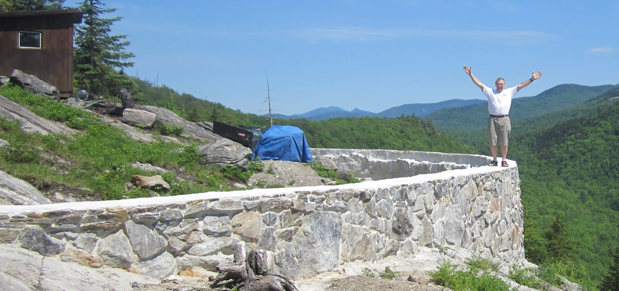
600, 248, 619, 291
0, 0, 64, 12
543, 214, 577, 262
523, 219, 548, 264
74, 0, 136, 98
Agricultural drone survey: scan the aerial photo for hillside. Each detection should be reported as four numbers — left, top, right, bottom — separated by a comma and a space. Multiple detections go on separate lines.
376, 99, 485, 118
425, 83, 619, 133
513, 86, 619, 133
508, 96, 619, 285
127, 78, 474, 155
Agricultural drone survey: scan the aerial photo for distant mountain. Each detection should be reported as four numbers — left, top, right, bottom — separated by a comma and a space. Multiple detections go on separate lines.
269, 106, 375, 121
306, 108, 376, 121
271, 99, 485, 121
296, 106, 349, 118
424, 83, 619, 133
376, 99, 485, 118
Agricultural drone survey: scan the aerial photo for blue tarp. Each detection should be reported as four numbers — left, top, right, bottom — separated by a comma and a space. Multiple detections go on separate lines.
250, 125, 313, 162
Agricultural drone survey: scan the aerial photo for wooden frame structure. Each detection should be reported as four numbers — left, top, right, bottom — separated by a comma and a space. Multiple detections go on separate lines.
0, 9, 83, 97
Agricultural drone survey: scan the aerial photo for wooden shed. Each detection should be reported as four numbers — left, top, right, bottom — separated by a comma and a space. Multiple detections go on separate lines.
0, 9, 83, 97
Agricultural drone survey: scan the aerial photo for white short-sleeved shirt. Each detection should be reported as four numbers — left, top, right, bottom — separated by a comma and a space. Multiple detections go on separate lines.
482, 85, 518, 116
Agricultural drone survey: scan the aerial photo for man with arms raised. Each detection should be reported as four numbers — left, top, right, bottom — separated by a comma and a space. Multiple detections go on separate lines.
463, 66, 542, 167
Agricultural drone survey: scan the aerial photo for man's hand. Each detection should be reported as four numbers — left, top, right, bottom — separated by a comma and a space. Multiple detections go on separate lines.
464, 66, 484, 90
531, 71, 542, 80
463, 66, 472, 75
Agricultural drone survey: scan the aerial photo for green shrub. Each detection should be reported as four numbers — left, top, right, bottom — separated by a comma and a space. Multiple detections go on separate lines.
0, 118, 22, 132
307, 161, 359, 184
1, 147, 41, 163
222, 161, 264, 183
155, 122, 184, 136
248, 161, 264, 173
362, 268, 375, 278
67, 116, 89, 130
509, 267, 543, 289
430, 261, 511, 291
178, 145, 202, 167
380, 267, 401, 280
536, 263, 561, 287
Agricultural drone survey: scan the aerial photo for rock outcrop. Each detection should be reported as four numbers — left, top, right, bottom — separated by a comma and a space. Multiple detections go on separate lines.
0, 169, 51, 205
141, 105, 221, 143
198, 138, 252, 169
121, 108, 157, 128
0, 94, 77, 136
9, 69, 59, 98
0, 244, 159, 290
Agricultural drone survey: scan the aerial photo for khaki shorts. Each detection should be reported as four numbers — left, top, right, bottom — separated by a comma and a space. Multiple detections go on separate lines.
488, 116, 511, 146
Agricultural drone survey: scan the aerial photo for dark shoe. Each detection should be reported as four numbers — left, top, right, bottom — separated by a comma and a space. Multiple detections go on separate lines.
502, 161, 508, 167
489, 160, 498, 166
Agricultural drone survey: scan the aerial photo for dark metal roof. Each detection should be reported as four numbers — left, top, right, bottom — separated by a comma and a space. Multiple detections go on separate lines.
0, 9, 83, 23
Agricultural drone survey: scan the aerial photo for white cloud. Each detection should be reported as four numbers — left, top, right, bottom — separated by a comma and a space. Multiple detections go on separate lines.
298, 27, 399, 43
297, 27, 558, 46
588, 47, 616, 53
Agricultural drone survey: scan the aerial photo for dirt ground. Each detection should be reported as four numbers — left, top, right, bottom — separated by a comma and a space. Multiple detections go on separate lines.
132, 248, 455, 291
247, 160, 331, 188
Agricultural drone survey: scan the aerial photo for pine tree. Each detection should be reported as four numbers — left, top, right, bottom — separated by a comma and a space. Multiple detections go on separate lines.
74, 0, 136, 98
0, 0, 64, 12
543, 214, 577, 262
600, 248, 619, 291
523, 219, 548, 264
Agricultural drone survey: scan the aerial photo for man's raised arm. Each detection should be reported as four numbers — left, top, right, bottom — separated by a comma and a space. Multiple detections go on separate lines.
463, 66, 485, 90
517, 71, 542, 92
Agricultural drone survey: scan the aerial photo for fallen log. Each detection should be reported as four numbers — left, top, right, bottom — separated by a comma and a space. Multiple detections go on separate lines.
211, 250, 298, 291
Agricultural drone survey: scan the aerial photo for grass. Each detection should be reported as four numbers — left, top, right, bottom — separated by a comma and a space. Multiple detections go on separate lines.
307, 161, 360, 184
0, 85, 364, 200
430, 257, 512, 291
0, 85, 238, 200
508, 266, 544, 289
361, 267, 400, 280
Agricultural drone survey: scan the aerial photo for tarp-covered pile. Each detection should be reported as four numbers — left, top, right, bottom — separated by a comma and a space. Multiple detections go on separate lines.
250, 125, 313, 162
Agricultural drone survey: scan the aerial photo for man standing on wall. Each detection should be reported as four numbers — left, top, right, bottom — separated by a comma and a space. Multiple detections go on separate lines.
463, 66, 542, 167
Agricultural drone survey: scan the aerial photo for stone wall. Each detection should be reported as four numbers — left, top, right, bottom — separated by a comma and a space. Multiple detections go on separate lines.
0, 149, 523, 280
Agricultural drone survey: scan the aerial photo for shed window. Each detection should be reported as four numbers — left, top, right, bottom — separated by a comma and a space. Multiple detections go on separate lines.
19, 31, 42, 49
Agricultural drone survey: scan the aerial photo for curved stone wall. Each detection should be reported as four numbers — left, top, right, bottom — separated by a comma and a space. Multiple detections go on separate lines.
0, 149, 523, 280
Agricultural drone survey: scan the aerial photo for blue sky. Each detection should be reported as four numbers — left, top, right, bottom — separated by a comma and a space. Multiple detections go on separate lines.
65, 1, 619, 116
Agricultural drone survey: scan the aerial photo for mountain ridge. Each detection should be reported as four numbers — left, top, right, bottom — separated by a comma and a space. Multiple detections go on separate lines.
269, 99, 485, 121
268, 83, 619, 122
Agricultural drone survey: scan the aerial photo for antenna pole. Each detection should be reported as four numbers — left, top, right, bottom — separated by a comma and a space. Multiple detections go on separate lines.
265, 73, 273, 127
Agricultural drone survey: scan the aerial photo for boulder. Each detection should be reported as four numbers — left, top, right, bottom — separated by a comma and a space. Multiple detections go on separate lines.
10, 69, 59, 97
197, 138, 252, 169
0, 95, 77, 136
141, 105, 220, 143
315, 156, 338, 171
121, 108, 157, 128
132, 251, 177, 279
0, 244, 159, 291
0, 169, 51, 205
0, 76, 9, 86
132, 175, 170, 190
